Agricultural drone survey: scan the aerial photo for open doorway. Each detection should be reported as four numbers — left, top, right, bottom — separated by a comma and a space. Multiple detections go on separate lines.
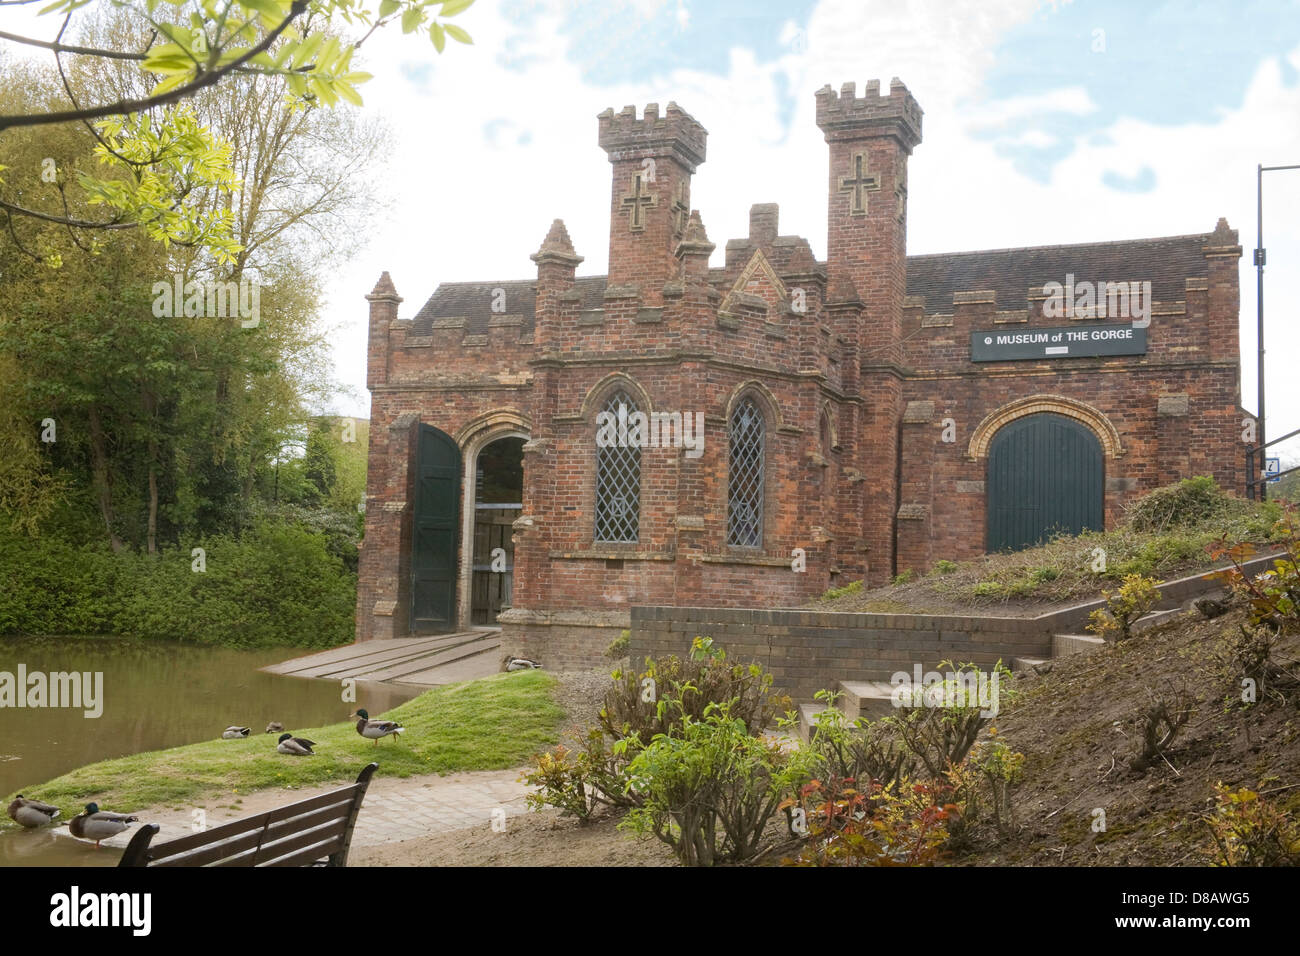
471, 436, 524, 624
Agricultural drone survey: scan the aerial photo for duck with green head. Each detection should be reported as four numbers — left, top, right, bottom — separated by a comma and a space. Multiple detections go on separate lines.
352, 708, 405, 745
69, 803, 138, 848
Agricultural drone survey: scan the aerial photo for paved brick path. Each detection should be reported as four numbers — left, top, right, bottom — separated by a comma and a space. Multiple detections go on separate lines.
90, 768, 535, 853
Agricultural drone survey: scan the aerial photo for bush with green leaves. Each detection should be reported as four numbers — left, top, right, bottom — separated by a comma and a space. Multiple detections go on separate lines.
619, 701, 814, 866
524, 639, 792, 819
1203, 784, 1300, 866
1088, 573, 1161, 642
0, 518, 355, 647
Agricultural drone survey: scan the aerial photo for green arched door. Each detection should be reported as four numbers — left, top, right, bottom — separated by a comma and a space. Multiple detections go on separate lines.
987, 413, 1103, 552
411, 424, 460, 632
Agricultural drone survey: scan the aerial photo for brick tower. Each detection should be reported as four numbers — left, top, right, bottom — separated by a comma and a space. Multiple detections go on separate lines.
597, 102, 707, 307
817, 79, 923, 582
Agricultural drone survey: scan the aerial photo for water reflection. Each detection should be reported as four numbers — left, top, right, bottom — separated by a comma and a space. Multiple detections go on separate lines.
0, 635, 422, 867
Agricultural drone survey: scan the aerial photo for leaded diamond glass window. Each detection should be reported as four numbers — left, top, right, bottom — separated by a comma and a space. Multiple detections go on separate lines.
595, 389, 641, 542
727, 398, 765, 547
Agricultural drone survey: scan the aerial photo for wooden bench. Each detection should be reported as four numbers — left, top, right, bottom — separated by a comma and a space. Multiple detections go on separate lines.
118, 763, 378, 867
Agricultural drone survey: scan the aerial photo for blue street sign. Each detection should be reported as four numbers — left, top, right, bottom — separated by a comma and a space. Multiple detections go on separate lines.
1265, 457, 1281, 483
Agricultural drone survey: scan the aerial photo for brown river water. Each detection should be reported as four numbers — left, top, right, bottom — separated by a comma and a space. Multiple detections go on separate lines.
0, 635, 420, 867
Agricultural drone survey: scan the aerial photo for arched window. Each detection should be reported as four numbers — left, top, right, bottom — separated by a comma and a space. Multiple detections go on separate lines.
727, 397, 765, 547
594, 389, 641, 542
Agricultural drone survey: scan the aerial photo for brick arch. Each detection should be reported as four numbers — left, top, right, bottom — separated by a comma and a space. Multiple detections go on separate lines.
723, 379, 784, 430
818, 402, 839, 452
453, 408, 531, 446
967, 394, 1124, 460
579, 372, 654, 419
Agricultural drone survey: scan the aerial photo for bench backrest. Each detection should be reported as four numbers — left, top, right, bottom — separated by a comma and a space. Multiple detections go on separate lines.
118, 763, 378, 867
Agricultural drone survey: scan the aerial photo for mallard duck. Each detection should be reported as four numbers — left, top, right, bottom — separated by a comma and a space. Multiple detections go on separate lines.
353, 708, 405, 745
276, 733, 316, 755
265, 721, 284, 734
501, 655, 543, 672
222, 726, 251, 739
7, 795, 60, 828
69, 803, 137, 848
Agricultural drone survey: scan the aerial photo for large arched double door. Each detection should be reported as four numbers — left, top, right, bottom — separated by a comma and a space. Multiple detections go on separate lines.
986, 413, 1104, 552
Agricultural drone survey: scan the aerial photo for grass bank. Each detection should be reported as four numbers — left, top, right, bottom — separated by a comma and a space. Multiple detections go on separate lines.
811, 477, 1285, 616
2, 670, 563, 823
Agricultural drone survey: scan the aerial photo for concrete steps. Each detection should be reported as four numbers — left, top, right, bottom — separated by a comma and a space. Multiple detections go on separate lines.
261, 629, 503, 686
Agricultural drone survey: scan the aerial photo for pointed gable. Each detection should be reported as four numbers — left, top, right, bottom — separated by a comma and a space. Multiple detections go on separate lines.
718, 248, 789, 325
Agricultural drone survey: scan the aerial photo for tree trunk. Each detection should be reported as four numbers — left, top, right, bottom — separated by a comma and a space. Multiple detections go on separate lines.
87, 404, 124, 552
146, 448, 158, 554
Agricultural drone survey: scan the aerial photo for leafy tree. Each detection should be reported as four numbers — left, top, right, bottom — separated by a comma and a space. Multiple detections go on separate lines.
0, 0, 473, 258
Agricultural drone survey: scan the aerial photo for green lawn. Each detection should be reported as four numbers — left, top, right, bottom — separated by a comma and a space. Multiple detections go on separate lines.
3, 670, 563, 822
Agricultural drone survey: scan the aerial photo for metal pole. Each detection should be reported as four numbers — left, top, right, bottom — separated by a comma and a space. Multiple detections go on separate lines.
1256, 163, 1300, 503
1257, 164, 1266, 501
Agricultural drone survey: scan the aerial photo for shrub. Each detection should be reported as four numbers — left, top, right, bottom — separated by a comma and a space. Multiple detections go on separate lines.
599, 643, 790, 748
619, 702, 812, 866
606, 628, 630, 658
820, 579, 863, 600
971, 581, 1003, 598
781, 776, 958, 867
892, 569, 914, 585
932, 560, 959, 574
800, 690, 917, 789
1204, 784, 1300, 866
0, 519, 354, 646
1088, 573, 1161, 642
524, 642, 792, 817
1208, 505, 1300, 634
1126, 475, 1235, 532
521, 745, 594, 822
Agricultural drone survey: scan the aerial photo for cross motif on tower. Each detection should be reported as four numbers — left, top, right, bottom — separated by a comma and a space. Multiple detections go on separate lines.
839, 151, 880, 216
620, 173, 657, 231
670, 181, 690, 240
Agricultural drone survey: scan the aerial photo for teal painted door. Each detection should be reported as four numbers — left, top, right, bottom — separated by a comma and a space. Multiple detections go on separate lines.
987, 413, 1103, 552
411, 424, 460, 632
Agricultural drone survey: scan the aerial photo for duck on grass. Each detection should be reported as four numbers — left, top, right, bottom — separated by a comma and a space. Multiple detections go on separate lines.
0, 670, 564, 823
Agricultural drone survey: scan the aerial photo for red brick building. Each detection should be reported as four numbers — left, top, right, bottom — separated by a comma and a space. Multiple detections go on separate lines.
357, 79, 1248, 667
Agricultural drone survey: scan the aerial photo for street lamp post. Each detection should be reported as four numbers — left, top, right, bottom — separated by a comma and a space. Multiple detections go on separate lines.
1254, 162, 1300, 501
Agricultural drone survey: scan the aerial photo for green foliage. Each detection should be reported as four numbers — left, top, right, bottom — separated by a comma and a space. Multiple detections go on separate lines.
1126, 475, 1237, 532
971, 581, 1003, 598
1088, 573, 1161, 642
606, 628, 630, 658
5, 0, 476, 258
523, 647, 792, 821
1208, 504, 1300, 633
601, 645, 790, 748
892, 569, 914, 585
619, 702, 813, 866
1203, 784, 1300, 866
932, 559, 959, 574
819, 579, 863, 600
0, 518, 355, 647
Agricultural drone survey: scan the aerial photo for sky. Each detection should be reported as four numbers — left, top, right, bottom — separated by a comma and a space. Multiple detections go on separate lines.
6, 0, 1300, 463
